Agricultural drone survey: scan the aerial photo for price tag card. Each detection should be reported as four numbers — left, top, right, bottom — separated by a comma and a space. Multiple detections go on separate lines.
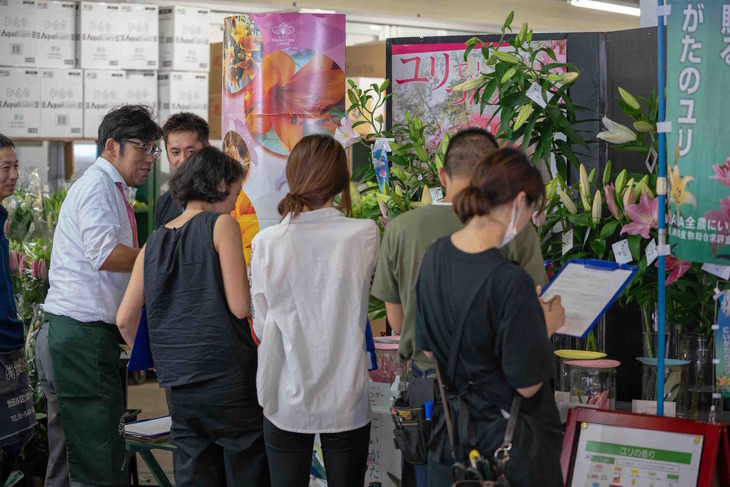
429, 187, 444, 203
369, 381, 391, 413
702, 263, 730, 280
612, 239, 633, 264
562, 228, 574, 256
526, 83, 547, 108
645, 239, 658, 266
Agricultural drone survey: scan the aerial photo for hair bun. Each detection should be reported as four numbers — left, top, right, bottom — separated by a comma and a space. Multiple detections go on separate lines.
454, 186, 489, 223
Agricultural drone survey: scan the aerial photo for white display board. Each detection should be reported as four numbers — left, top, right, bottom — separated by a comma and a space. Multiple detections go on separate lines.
571, 423, 704, 487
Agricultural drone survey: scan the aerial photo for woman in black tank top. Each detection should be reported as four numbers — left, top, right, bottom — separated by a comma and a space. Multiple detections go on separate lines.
117, 146, 269, 487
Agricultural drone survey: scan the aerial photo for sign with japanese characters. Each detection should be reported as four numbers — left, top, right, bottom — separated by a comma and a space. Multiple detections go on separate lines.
666, 1, 730, 264
570, 423, 704, 487
715, 292, 730, 398
389, 38, 566, 150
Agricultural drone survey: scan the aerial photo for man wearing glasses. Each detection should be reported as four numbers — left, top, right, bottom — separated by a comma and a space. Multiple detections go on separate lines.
36, 105, 163, 486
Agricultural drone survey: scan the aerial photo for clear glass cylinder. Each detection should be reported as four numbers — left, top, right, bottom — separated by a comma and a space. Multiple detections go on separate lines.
640, 363, 689, 417
679, 333, 714, 420
568, 361, 618, 410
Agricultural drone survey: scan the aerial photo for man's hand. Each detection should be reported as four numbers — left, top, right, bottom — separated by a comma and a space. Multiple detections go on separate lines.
536, 286, 565, 337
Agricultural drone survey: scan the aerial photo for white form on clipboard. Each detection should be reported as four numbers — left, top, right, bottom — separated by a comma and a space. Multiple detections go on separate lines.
540, 259, 637, 338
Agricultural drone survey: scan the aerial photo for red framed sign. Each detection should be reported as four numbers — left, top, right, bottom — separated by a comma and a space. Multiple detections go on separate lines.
561, 408, 729, 487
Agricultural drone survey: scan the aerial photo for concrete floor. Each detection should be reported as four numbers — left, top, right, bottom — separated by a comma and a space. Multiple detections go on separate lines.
127, 380, 175, 485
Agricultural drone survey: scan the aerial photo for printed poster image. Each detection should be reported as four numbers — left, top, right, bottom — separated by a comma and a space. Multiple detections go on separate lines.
665, 0, 730, 264
222, 13, 346, 263
390, 39, 567, 151
570, 423, 703, 487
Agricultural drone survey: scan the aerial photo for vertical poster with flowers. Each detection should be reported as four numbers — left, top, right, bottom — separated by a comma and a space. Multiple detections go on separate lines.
666, 0, 730, 264
390, 38, 567, 150
222, 13, 346, 262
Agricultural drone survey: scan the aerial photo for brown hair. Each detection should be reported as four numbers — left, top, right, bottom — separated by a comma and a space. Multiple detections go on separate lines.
278, 134, 352, 219
454, 148, 545, 223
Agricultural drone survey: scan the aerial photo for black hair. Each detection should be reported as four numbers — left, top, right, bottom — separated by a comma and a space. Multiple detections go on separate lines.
97, 105, 163, 155
0, 134, 15, 149
169, 146, 246, 207
443, 127, 498, 178
454, 148, 545, 224
162, 112, 210, 146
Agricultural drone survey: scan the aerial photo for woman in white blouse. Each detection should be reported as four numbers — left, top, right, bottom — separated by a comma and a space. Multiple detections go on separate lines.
251, 134, 379, 486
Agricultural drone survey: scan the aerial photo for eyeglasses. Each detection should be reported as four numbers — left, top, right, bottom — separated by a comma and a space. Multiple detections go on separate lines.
126, 140, 162, 160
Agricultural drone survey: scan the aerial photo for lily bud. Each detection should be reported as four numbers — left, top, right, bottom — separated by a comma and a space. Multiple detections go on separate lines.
421, 186, 433, 205
558, 189, 578, 214
592, 190, 602, 225
615, 169, 628, 195
602, 160, 612, 186
619, 87, 641, 110
501, 67, 517, 84
596, 116, 637, 144
633, 121, 654, 133
561, 72, 579, 84
622, 180, 636, 211
375, 192, 390, 206
604, 184, 621, 220
452, 76, 487, 92
513, 103, 534, 131
579, 164, 591, 211
545, 178, 558, 201
492, 51, 521, 64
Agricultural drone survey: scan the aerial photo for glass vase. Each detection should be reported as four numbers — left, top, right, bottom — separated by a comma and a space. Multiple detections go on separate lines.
640, 361, 689, 417
679, 333, 714, 420
641, 303, 678, 358
567, 360, 618, 410
552, 315, 606, 353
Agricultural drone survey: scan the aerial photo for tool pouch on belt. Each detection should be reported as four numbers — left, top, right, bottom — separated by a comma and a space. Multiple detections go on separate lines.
391, 403, 431, 464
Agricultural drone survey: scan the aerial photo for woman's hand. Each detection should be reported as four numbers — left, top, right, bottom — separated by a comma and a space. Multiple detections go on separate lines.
536, 286, 565, 337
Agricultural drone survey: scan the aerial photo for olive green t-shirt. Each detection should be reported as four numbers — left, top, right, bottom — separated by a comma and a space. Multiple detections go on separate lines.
370, 203, 548, 371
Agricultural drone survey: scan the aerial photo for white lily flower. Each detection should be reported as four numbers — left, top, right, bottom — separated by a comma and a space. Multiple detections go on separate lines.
333, 116, 361, 149
595, 116, 637, 144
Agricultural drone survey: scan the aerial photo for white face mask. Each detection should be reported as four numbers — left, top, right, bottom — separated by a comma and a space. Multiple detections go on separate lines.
500, 199, 522, 248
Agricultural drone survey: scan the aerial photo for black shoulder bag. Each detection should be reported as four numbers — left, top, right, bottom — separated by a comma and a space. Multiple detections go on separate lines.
432, 266, 521, 487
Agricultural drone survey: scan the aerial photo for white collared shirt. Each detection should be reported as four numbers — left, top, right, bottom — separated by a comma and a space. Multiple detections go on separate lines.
251, 207, 380, 433
44, 157, 135, 324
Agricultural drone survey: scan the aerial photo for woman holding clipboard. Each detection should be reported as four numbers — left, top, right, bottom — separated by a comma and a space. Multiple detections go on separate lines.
415, 148, 566, 486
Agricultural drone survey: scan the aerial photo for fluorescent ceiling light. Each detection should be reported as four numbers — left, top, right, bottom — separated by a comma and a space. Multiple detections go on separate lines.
299, 8, 336, 14
369, 24, 382, 30
570, 0, 641, 17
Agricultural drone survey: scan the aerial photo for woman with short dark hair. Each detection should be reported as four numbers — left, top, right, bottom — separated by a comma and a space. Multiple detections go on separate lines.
416, 148, 565, 486
251, 134, 379, 486
117, 146, 269, 486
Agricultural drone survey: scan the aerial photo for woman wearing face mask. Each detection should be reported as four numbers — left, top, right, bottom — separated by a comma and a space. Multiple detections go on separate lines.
415, 148, 566, 487
117, 146, 269, 486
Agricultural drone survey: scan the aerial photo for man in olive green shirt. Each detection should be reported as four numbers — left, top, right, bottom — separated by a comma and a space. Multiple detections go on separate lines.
371, 128, 548, 377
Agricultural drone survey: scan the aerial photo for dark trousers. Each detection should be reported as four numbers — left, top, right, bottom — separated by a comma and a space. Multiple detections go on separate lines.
169, 374, 269, 487
263, 418, 370, 487
1, 440, 25, 484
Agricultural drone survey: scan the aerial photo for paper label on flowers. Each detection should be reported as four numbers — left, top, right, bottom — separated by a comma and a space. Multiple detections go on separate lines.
612, 239, 632, 265
562, 229, 574, 256
666, 0, 730, 264
645, 239, 658, 266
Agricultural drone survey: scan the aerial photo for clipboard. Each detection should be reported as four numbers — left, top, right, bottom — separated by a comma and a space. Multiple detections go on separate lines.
540, 258, 637, 339
127, 308, 154, 371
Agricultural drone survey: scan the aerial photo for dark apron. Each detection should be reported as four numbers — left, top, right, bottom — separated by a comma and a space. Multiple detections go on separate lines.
0, 347, 36, 448
47, 313, 126, 486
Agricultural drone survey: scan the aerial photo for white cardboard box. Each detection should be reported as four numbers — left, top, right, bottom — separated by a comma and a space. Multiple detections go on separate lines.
35, 1, 76, 68
40, 69, 83, 138
0, 68, 41, 137
77, 1, 122, 70
158, 71, 208, 126
0, 0, 38, 67
159, 6, 209, 72
119, 3, 158, 70
124, 70, 157, 110
83, 69, 124, 138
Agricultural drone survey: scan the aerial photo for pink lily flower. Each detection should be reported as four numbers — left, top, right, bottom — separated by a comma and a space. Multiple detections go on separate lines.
18, 252, 26, 277
8, 250, 19, 275
657, 256, 691, 285
378, 201, 389, 228
532, 210, 546, 226
710, 158, 730, 187
30, 259, 48, 281
604, 184, 621, 220
620, 192, 658, 239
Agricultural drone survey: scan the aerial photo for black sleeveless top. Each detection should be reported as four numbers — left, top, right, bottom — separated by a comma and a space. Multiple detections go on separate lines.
144, 211, 257, 388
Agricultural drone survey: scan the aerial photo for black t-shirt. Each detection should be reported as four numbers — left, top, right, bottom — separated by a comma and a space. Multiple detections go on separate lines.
153, 191, 183, 231
415, 236, 563, 486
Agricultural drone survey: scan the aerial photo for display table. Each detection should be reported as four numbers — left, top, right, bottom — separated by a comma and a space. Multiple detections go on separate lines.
126, 438, 176, 487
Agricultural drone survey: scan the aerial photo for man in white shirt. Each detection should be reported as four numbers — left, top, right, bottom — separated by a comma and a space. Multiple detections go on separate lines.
35, 105, 163, 487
